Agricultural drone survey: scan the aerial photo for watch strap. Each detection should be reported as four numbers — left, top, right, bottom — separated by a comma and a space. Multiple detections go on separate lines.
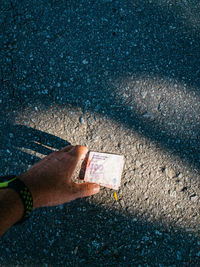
8, 177, 33, 225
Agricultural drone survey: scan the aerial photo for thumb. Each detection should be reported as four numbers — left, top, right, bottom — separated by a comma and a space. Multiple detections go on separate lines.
73, 182, 100, 198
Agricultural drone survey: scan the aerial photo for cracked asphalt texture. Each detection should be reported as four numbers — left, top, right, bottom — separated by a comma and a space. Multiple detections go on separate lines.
0, 0, 200, 266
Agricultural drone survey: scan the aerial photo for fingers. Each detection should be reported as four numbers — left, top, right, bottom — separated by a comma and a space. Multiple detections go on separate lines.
57, 145, 89, 179
60, 145, 74, 153
60, 145, 88, 164
60, 145, 88, 162
67, 146, 89, 171
68, 145, 88, 160
73, 182, 100, 199
44, 145, 74, 160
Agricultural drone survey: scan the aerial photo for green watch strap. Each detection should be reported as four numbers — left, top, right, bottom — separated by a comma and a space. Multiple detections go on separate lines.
0, 176, 17, 188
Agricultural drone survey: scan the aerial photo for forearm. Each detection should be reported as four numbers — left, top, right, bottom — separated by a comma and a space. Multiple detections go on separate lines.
0, 145, 99, 236
0, 188, 24, 236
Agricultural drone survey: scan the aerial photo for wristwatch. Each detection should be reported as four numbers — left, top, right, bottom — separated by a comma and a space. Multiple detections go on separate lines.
0, 175, 33, 224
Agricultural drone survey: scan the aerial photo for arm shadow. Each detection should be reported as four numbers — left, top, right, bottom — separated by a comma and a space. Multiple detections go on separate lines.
0, 123, 71, 176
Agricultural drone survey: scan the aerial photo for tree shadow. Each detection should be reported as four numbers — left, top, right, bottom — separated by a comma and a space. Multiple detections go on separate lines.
1, 0, 199, 174
0, 1, 200, 265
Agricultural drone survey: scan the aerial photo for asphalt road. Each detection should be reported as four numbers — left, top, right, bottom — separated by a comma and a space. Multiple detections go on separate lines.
0, 0, 200, 266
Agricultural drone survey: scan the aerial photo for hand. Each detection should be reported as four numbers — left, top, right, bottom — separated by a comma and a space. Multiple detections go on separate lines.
19, 145, 100, 209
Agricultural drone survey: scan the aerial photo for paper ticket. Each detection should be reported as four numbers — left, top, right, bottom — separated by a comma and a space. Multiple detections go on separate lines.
79, 151, 124, 190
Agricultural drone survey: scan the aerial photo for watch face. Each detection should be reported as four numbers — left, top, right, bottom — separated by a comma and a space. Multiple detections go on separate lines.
0, 175, 16, 188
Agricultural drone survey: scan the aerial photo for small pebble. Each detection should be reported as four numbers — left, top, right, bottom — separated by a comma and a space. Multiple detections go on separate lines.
176, 251, 182, 261
155, 230, 162, 236
196, 251, 200, 257
190, 194, 198, 201
135, 160, 141, 167
58, 204, 64, 210
165, 168, 176, 178
79, 117, 84, 124
119, 199, 125, 207
82, 59, 88, 64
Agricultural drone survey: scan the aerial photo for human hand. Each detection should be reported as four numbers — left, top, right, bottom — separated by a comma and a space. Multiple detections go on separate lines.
19, 145, 100, 209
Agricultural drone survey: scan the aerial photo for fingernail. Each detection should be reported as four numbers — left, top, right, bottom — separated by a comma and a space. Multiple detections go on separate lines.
93, 185, 100, 193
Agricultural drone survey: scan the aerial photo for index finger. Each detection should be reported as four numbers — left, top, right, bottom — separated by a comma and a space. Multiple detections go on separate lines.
68, 145, 88, 160
60, 145, 74, 153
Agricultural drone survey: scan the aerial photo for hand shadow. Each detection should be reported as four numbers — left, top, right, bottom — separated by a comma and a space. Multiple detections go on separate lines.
0, 123, 71, 176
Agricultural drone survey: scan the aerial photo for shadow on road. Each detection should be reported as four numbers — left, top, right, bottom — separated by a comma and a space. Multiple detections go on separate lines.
0, 124, 70, 175
0, 0, 199, 265
0, 197, 199, 266
1, 0, 199, 172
